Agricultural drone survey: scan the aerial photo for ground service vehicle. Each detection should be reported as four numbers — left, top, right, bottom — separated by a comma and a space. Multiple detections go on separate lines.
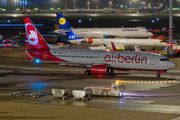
9, 92, 25, 96
25, 93, 41, 98
52, 89, 70, 100
4, 40, 11, 47
84, 83, 125, 97
72, 90, 91, 101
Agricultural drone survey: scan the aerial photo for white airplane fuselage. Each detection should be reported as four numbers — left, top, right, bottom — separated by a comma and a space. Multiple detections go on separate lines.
68, 38, 168, 48
32, 48, 175, 71
55, 28, 153, 38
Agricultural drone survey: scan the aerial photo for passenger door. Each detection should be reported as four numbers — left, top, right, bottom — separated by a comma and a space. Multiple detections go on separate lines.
151, 57, 155, 65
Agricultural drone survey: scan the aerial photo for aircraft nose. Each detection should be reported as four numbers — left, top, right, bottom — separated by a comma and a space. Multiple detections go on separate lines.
168, 61, 176, 69
149, 32, 153, 36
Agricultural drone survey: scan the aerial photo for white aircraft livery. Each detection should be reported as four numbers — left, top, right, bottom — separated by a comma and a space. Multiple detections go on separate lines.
67, 36, 168, 51
54, 13, 153, 38
23, 17, 176, 78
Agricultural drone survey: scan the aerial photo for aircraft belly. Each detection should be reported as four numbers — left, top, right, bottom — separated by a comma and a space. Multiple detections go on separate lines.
110, 61, 167, 71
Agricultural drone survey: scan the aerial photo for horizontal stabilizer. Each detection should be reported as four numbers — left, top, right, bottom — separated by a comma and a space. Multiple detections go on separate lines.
24, 49, 34, 62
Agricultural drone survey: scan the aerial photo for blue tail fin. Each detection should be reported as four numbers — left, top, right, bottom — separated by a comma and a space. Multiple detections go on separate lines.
56, 13, 72, 29
65, 30, 82, 40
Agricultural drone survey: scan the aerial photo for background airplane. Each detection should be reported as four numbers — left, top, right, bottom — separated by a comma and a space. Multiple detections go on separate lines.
137, 3, 166, 13
54, 13, 153, 38
15, 5, 32, 14
63, 29, 167, 51
23, 17, 176, 77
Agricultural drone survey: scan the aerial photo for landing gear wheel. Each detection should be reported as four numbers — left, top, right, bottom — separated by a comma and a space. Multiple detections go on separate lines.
84, 70, 91, 75
101, 90, 108, 97
156, 73, 160, 78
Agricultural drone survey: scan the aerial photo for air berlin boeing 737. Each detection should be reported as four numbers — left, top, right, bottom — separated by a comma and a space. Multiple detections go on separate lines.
23, 17, 176, 77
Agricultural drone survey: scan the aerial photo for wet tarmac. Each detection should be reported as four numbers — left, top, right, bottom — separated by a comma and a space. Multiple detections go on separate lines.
1, 13, 180, 119
0, 44, 180, 119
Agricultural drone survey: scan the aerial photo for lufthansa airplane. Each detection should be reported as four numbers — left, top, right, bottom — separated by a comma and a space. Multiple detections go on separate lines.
54, 13, 153, 38
23, 17, 176, 77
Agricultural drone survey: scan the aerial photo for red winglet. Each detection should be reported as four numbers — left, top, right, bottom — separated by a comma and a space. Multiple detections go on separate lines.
24, 49, 34, 62
111, 42, 117, 51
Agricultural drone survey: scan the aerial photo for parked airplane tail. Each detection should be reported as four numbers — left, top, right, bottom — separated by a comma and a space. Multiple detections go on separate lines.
65, 30, 83, 40
23, 17, 50, 50
56, 13, 73, 29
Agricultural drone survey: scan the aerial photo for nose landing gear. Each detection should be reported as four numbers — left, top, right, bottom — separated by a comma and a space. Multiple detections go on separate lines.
156, 73, 161, 78
156, 70, 166, 78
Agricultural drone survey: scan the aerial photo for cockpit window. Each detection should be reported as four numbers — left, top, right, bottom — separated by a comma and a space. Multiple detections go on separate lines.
160, 58, 169, 61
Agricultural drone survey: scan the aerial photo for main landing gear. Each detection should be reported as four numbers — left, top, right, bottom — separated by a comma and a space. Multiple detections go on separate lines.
84, 70, 91, 75
156, 73, 161, 78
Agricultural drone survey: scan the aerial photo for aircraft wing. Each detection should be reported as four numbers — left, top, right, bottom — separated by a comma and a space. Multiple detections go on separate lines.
89, 44, 124, 51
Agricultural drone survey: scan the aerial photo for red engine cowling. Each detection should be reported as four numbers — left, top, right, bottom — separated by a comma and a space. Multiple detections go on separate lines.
91, 65, 111, 74
84, 37, 93, 43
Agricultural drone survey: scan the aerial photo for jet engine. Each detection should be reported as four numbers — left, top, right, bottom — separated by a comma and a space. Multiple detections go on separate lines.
91, 65, 111, 74
83, 37, 93, 43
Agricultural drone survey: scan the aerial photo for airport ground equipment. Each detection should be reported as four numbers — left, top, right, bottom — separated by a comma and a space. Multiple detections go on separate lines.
25, 93, 41, 98
9, 92, 25, 96
84, 83, 125, 97
52, 89, 70, 100
72, 90, 90, 101
14, 43, 20, 48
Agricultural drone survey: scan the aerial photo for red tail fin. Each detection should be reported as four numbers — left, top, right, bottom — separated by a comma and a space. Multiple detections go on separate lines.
23, 17, 49, 50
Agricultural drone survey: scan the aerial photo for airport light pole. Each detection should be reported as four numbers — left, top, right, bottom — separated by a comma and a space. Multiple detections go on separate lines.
53, 0, 56, 9
109, 1, 112, 8
130, 2, 131, 11
87, 1, 90, 9
65, 0, 67, 9
96, 0, 98, 9
73, 0, 76, 9
14, 0, 16, 10
36, 0, 37, 8
169, 0, 174, 56
111, 0, 113, 9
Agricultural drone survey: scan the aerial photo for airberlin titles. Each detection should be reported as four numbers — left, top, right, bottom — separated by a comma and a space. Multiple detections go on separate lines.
104, 53, 147, 64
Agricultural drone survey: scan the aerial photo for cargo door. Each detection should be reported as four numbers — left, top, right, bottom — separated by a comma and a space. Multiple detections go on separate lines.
151, 57, 155, 65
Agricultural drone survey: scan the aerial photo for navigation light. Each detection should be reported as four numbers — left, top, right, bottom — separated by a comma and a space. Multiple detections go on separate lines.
36, 59, 40, 63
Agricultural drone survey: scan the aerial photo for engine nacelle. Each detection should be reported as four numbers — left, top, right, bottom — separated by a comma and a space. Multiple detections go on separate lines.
91, 65, 111, 74
83, 37, 93, 43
